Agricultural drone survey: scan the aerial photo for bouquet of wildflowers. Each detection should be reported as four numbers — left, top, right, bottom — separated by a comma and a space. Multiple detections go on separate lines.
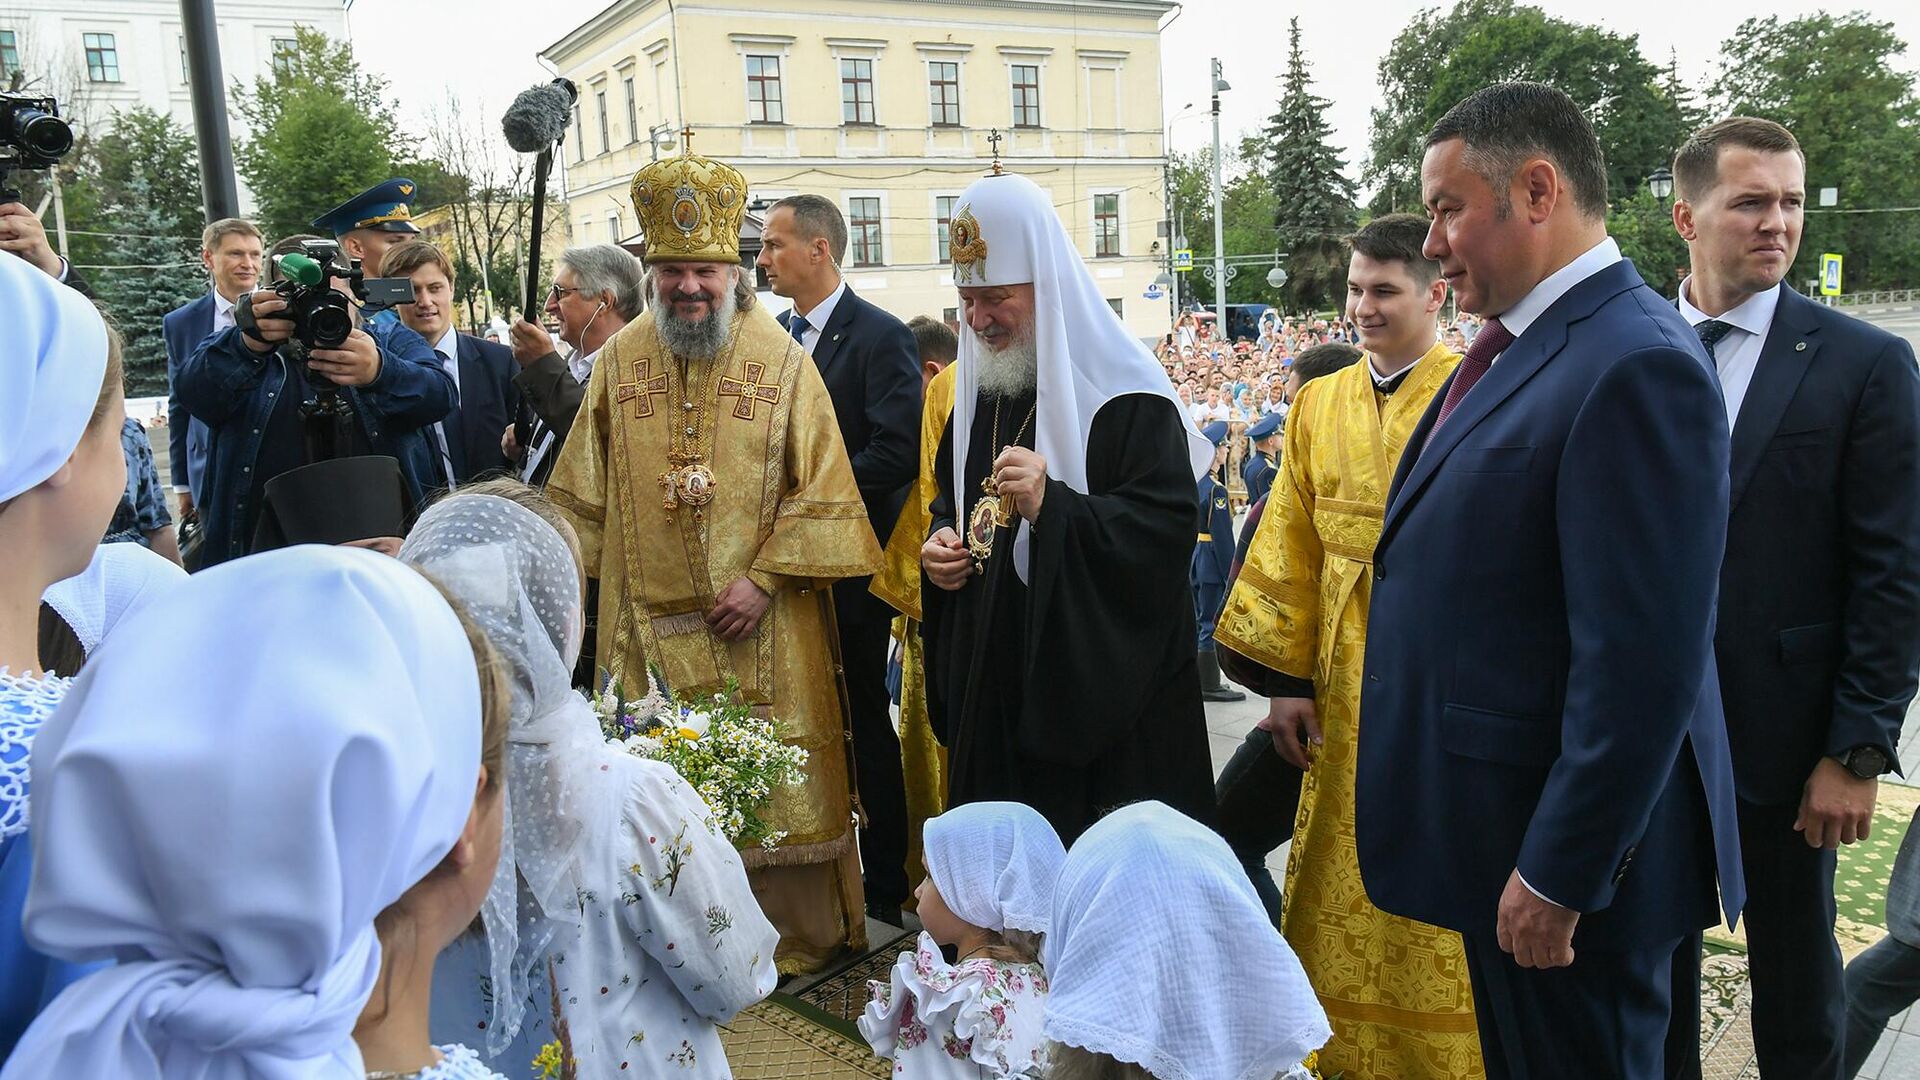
591, 668, 807, 850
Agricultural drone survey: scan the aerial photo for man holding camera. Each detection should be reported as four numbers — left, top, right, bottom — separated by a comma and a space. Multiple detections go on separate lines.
313, 179, 420, 329
177, 234, 453, 566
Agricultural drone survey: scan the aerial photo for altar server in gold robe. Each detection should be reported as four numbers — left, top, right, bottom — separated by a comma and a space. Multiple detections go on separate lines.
1216, 213, 1481, 1078
548, 143, 882, 975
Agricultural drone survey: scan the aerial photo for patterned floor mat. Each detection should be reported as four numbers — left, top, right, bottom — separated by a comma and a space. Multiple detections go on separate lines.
790, 928, 918, 1023
719, 994, 890, 1078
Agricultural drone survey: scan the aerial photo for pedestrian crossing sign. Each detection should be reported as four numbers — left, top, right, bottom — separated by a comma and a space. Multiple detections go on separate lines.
1174, 249, 1194, 273
1821, 253, 1843, 296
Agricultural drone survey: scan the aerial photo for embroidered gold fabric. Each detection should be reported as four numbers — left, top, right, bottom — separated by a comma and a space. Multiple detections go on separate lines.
547, 303, 883, 972
629, 145, 748, 264
1217, 342, 1483, 1079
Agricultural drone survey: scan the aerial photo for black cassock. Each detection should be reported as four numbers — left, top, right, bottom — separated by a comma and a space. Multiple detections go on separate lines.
921, 388, 1215, 842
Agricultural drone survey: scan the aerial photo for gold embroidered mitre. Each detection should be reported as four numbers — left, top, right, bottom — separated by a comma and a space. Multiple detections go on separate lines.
630, 141, 748, 264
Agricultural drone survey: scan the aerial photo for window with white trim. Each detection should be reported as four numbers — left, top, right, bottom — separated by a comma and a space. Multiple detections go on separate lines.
841, 58, 875, 125
83, 32, 120, 83
848, 197, 883, 266
935, 195, 958, 263
746, 55, 784, 124
1011, 64, 1041, 128
928, 61, 960, 126
1094, 194, 1120, 258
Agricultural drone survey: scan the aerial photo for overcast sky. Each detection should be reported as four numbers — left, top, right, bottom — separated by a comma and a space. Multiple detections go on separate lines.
346, 0, 1920, 193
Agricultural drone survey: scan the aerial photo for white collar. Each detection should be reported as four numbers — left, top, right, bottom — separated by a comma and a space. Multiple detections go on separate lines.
1678, 278, 1780, 337
794, 279, 847, 333
1367, 344, 1434, 388
430, 325, 459, 360
1497, 236, 1622, 339
211, 288, 239, 318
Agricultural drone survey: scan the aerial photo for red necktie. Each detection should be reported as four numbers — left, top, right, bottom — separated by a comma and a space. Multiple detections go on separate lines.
1423, 317, 1514, 453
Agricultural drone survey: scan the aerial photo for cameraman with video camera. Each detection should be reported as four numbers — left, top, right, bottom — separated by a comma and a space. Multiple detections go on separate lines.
177, 232, 454, 567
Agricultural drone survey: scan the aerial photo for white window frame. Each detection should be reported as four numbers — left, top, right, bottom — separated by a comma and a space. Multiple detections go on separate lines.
999, 46, 1052, 130
1091, 188, 1123, 259
915, 42, 972, 131
730, 34, 793, 126
844, 190, 889, 268
827, 38, 888, 128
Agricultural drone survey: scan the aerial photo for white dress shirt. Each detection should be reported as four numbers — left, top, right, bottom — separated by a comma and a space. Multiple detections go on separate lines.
522, 344, 601, 483
789, 279, 847, 356
211, 288, 240, 333
430, 325, 462, 487
1679, 278, 1781, 427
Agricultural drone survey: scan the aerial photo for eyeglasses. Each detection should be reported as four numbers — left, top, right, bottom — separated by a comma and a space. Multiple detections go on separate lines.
546, 284, 583, 301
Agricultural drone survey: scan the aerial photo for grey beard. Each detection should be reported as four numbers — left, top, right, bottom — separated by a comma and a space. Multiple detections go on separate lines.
655, 285, 738, 359
974, 336, 1038, 398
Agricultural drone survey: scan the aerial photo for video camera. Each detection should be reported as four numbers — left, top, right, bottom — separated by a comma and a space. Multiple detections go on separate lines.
269, 239, 416, 350
0, 92, 75, 204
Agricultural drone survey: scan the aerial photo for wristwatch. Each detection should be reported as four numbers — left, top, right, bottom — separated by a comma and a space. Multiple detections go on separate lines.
1837, 745, 1891, 780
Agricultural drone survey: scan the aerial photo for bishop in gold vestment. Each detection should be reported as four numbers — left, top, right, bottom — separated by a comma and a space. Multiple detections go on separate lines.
1216, 341, 1484, 1078
548, 146, 882, 974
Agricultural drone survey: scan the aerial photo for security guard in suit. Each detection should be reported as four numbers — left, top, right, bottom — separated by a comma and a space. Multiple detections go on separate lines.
1242, 411, 1282, 505
1194, 421, 1244, 702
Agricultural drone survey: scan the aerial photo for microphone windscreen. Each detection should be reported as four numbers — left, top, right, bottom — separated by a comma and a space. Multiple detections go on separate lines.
502, 82, 575, 153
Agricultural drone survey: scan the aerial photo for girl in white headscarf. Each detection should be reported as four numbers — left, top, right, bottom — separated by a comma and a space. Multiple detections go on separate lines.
404, 479, 778, 1079
0, 254, 127, 1056
1043, 802, 1331, 1080
860, 801, 1065, 1079
1, 546, 511, 1080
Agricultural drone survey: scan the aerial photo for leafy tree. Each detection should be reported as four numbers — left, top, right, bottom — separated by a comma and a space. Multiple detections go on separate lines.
1260, 17, 1358, 312
91, 176, 204, 395
1366, 0, 1682, 216
232, 26, 413, 241
1608, 190, 1691, 297
1711, 13, 1920, 289
1165, 147, 1285, 312
63, 106, 204, 270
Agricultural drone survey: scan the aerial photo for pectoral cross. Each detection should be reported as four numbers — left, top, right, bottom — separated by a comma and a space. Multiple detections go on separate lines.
987, 129, 1005, 175
718, 361, 782, 420
616, 358, 669, 419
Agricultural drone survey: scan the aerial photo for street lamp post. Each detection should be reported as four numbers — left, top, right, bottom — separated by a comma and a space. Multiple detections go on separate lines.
1209, 57, 1230, 332
1647, 167, 1675, 204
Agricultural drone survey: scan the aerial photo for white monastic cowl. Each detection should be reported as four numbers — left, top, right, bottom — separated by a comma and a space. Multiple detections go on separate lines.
947, 173, 1214, 581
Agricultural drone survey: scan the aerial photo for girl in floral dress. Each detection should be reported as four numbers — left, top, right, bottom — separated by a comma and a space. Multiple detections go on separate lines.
407, 481, 778, 1079
861, 802, 1066, 1078
0, 258, 128, 1056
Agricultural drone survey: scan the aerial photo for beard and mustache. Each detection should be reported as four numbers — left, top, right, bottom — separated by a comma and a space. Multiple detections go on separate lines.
972, 327, 1038, 398
654, 277, 739, 359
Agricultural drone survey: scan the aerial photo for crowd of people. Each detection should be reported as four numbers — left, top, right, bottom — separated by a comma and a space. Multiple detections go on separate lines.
2, 77, 1919, 1080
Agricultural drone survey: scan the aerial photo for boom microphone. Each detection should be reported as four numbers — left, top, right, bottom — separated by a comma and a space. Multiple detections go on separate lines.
502, 78, 577, 153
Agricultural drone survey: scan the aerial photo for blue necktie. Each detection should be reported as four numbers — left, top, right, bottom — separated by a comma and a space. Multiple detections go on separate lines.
789, 315, 808, 345
1695, 319, 1735, 365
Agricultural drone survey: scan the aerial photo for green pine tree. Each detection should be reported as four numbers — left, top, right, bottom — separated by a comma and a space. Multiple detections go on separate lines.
92, 176, 204, 397
1263, 18, 1358, 313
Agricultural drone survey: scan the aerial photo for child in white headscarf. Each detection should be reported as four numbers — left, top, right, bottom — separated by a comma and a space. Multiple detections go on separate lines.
403, 480, 778, 1079
860, 801, 1065, 1078
0, 253, 127, 1056
2, 546, 510, 1080
1042, 802, 1331, 1080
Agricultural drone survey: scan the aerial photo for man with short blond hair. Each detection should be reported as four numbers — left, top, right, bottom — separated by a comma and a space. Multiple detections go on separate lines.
1666, 115, 1920, 1080
384, 239, 518, 487
164, 217, 266, 516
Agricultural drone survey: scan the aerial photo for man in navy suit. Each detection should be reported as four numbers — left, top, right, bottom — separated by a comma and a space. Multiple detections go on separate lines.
1356, 82, 1745, 1078
385, 239, 519, 487
760, 194, 921, 922
1661, 117, 1920, 1080
163, 218, 265, 518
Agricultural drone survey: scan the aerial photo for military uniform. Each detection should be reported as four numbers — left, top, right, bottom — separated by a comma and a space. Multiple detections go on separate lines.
1242, 411, 1281, 505
311, 178, 421, 330
1192, 421, 1243, 701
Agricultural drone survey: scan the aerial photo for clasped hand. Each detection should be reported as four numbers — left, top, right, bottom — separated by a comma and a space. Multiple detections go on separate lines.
707, 577, 771, 641
922, 527, 971, 592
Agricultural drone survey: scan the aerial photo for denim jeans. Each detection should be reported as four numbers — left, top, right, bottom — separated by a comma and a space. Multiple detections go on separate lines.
1845, 934, 1920, 1078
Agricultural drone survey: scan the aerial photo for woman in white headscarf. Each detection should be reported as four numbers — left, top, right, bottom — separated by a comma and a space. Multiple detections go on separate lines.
37, 541, 188, 676
1044, 802, 1331, 1080
0, 252, 127, 1056
405, 479, 778, 1079
2, 546, 509, 1079
861, 801, 1065, 1078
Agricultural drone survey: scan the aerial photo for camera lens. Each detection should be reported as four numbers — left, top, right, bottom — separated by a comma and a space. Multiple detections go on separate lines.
11, 107, 74, 159
310, 302, 354, 350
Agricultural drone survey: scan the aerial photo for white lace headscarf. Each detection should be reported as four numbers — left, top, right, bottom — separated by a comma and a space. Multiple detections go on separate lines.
9, 546, 482, 1080
398, 492, 608, 1055
923, 801, 1065, 936
1044, 802, 1331, 1080
41, 542, 188, 656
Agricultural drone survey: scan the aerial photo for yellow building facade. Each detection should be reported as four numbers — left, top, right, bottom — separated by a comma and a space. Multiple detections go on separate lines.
541, 0, 1175, 337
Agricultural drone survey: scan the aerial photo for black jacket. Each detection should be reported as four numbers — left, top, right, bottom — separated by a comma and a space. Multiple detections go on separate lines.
778, 285, 921, 623
1713, 286, 1920, 804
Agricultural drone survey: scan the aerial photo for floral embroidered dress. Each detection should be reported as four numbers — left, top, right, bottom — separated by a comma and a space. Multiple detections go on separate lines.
859, 932, 1050, 1079
0, 668, 89, 1057
432, 752, 778, 1078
